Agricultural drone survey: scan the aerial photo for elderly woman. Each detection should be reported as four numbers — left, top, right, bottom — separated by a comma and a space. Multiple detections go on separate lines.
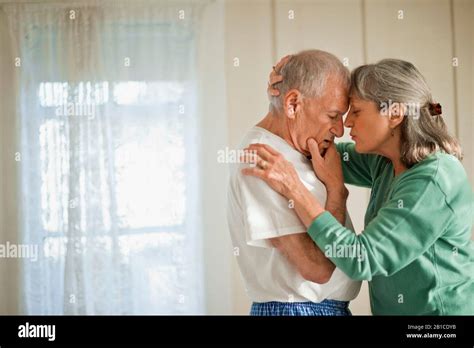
243, 57, 474, 315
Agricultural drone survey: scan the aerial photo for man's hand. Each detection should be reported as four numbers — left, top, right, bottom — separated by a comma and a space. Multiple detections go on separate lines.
308, 139, 346, 195
307, 139, 348, 224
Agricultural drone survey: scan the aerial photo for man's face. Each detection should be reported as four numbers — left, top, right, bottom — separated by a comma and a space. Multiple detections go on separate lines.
287, 76, 349, 156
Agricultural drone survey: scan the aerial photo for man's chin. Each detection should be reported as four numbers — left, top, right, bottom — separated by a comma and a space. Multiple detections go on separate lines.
302, 149, 312, 158
320, 140, 333, 155
302, 138, 331, 157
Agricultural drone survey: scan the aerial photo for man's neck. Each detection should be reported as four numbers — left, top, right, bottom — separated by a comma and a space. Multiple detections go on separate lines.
256, 111, 296, 150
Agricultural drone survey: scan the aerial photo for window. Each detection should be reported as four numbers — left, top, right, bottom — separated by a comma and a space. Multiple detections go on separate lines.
19, 16, 203, 314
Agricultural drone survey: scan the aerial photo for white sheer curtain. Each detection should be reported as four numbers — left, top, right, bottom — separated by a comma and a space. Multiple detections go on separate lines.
3, 0, 212, 314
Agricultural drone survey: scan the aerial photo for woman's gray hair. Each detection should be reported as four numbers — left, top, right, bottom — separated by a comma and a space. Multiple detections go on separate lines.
270, 49, 350, 111
350, 58, 462, 167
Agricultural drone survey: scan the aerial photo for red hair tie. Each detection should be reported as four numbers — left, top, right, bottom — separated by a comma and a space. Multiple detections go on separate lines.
429, 103, 442, 116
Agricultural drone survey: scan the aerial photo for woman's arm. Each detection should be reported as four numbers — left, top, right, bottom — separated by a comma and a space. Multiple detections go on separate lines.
336, 142, 381, 188
287, 179, 348, 228
242, 142, 456, 281
307, 176, 454, 281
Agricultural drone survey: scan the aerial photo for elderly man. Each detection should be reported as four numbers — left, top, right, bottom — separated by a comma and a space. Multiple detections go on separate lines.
227, 50, 361, 316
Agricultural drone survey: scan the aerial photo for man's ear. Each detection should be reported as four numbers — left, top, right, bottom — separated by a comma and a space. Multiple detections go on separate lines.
284, 89, 302, 119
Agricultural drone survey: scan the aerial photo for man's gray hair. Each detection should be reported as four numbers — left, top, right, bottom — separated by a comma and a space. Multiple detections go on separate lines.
270, 49, 350, 112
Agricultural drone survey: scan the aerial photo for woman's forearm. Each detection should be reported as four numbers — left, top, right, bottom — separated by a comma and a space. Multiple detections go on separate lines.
288, 182, 325, 228
325, 186, 349, 225
288, 182, 348, 229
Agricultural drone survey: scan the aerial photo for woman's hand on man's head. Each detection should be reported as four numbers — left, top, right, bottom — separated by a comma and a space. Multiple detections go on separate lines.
267, 55, 291, 97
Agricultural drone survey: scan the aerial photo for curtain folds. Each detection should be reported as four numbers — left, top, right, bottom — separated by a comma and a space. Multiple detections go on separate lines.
2, 0, 216, 314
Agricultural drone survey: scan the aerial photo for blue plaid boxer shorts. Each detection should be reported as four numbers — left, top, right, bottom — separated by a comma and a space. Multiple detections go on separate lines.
250, 299, 352, 316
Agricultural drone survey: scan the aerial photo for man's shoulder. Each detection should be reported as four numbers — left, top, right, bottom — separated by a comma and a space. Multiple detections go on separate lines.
229, 128, 295, 201
230, 127, 290, 181
239, 126, 284, 150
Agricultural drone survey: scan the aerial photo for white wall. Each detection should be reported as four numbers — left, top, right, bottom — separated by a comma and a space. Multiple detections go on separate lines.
199, 1, 234, 314
0, 6, 21, 315
453, 0, 474, 188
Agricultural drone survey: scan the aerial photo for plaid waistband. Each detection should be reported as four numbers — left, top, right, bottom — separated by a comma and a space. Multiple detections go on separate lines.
250, 299, 351, 316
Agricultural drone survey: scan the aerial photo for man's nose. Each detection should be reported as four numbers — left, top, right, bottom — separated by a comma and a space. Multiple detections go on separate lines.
331, 118, 344, 138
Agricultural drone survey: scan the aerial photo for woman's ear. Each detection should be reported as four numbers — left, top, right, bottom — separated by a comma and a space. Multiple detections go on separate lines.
387, 102, 405, 129
284, 89, 302, 119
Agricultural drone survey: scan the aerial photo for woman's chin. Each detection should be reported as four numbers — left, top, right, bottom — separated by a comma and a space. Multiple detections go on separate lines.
354, 142, 364, 153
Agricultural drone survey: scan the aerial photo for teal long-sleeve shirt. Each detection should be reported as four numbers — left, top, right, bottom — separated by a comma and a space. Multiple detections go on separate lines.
308, 142, 474, 315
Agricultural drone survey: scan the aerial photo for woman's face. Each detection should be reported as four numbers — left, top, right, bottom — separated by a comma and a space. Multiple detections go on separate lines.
344, 95, 391, 155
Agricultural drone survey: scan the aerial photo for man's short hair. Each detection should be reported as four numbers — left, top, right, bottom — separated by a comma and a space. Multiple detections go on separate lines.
270, 49, 350, 112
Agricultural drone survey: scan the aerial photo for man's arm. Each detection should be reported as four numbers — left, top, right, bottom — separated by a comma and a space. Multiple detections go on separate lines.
270, 232, 335, 284
269, 191, 348, 284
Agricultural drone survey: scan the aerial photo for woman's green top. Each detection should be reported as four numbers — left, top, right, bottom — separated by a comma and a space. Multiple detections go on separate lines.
308, 142, 474, 315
